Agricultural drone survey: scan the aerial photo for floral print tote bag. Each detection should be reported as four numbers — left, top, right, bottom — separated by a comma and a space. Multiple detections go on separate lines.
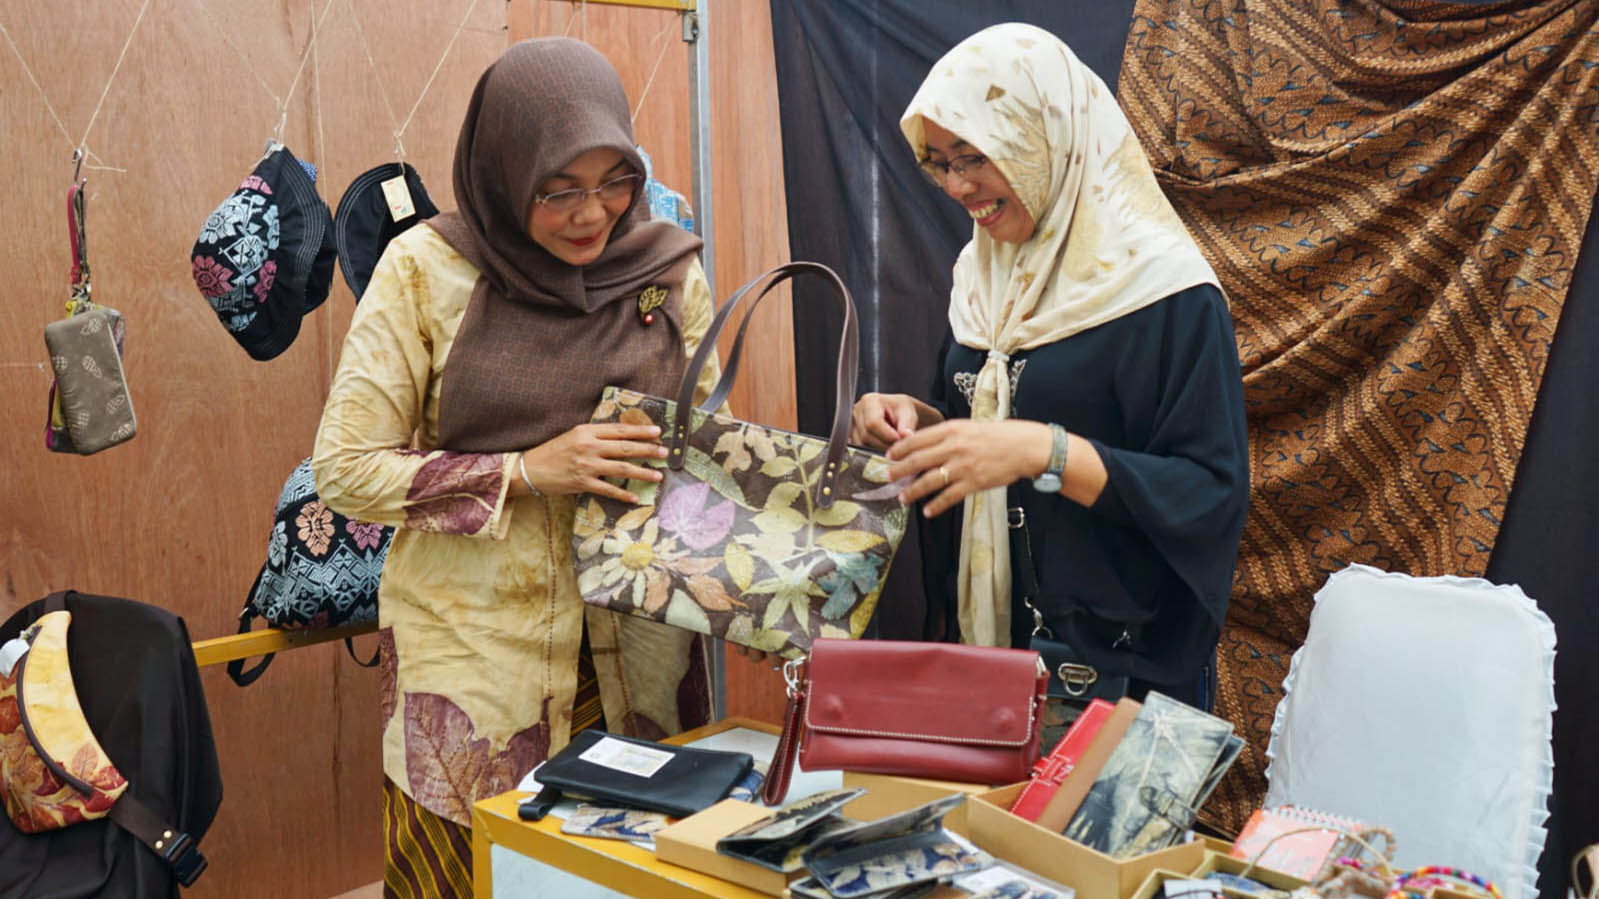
575, 263, 908, 658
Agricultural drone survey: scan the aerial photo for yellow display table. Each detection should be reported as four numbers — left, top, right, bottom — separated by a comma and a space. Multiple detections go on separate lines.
471, 718, 780, 899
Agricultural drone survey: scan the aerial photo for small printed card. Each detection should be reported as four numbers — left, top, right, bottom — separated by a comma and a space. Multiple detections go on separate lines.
578, 735, 674, 778
380, 175, 416, 220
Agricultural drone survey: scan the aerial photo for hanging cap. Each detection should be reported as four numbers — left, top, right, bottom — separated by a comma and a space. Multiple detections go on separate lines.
332, 162, 439, 301
190, 145, 337, 360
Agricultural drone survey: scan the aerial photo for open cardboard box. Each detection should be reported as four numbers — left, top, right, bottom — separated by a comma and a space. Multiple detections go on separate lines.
967, 782, 1206, 899
654, 799, 800, 896
1195, 849, 1310, 894
841, 771, 994, 837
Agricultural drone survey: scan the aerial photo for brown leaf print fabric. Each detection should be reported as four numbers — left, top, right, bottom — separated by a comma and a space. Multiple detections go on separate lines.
404, 692, 550, 824
1117, 0, 1599, 828
403, 452, 504, 532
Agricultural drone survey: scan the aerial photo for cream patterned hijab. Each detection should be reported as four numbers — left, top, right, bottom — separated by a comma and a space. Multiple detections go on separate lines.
901, 23, 1221, 647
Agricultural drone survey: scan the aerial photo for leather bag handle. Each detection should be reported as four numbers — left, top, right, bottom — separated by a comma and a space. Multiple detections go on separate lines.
670, 262, 858, 509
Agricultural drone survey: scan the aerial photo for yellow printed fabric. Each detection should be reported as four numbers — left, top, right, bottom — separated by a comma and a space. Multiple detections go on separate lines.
0, 611, 127, 832
313, 224, 719, 827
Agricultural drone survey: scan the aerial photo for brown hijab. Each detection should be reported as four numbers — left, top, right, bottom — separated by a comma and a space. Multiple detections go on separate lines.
431, 38, 703, 453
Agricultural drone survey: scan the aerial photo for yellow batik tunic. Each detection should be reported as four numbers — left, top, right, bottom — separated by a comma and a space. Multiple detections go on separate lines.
312, 223, 719, 827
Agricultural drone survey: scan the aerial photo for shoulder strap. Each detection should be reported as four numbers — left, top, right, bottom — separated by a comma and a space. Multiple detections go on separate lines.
108, 794, 208, 886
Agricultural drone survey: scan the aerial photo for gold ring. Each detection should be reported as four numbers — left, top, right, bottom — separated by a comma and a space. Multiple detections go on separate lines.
938, 466, 950, 487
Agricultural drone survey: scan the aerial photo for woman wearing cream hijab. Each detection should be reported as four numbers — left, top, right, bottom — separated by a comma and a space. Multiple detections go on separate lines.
851, 23, 1248, 714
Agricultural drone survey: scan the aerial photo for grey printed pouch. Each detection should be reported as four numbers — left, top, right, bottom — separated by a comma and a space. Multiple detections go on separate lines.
44, 306, 136, 455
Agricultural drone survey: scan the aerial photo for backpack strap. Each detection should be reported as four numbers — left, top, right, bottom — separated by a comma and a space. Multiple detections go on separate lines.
226, 569, 275, 687
108, 794, 208, 887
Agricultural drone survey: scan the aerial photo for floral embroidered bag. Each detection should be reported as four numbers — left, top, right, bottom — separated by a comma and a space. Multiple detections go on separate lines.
227, 457, 392, 685
574, 262, 908, 659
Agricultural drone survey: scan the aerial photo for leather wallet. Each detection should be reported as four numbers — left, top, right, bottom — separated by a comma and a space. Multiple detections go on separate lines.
1009, 697, 1114, 822
716, 787, 863, 872
801, 794, 988, 898
764, 639, 1048, 804
518, 730, 754, 820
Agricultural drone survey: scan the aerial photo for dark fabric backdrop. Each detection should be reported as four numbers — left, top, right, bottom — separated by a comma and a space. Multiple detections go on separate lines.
770, 1, 1597, 894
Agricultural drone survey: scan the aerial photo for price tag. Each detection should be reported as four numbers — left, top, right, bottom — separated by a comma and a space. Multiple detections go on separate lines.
380, 175, 416, 221
578, 736, 673, 778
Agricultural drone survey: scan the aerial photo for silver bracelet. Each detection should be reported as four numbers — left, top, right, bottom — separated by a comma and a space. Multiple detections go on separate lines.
517, 453, 542, 497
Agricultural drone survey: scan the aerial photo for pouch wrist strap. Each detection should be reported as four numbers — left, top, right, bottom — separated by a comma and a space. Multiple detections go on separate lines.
761, 683, 807, 805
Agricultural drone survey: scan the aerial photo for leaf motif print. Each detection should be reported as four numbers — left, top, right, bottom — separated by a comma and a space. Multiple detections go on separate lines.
615, 505, 655, 533
404, 452, 503, 534
665, 589, 713, 634
619, 407, 654, 428
378, 628, 398, 725
760, 457, 799, 478
812, 500, 862, 528
818, 530, 886, 553
659, 481, 734, 551
0, 695, 18, 735
683, 448, 748, 505
713, 429, 753, 473
764, 482, 805, 512
753, 508, 806, 535
686, 574, 746, 611
404, 692, 551, 825
643, 568, 671, 614
724, 543, 755, 591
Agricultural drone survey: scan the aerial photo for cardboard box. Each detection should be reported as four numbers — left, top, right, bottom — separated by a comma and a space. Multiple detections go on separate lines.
1128, 868, 1205, 899
840, 771, 993, 837
967, 783, 1206, 899
654, 799, 798, 896
1195, 849, 1309, 893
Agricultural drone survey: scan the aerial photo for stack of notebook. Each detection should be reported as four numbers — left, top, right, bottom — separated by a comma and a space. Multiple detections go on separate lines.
1008, 692, 1243, 859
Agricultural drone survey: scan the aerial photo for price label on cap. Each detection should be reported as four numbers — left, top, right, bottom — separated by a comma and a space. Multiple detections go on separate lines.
380, 175, 416, 221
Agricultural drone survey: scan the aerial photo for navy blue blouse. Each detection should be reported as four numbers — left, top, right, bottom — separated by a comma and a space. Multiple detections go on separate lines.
924, 282, 1249, 685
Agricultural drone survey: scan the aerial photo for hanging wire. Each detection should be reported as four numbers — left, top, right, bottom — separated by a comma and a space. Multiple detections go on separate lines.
274, 0, 341, 141
393, 0, 484, 147
630, 15, 679, 125
343, 0, 406, 161
0, 5, 147, 174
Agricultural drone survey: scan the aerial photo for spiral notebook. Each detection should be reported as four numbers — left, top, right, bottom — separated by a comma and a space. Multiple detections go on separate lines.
1229, 805, 1369, 881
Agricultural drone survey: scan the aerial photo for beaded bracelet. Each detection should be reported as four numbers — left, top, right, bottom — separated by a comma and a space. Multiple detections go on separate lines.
1383, 865, 1503, 899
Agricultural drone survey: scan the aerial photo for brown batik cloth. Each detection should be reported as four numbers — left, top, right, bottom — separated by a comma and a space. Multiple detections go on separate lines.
1117, 0, 1599, 829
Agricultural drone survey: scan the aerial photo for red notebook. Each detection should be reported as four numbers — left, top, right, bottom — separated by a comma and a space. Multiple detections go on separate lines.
1230, 806, 1368, 881
1008, 699, 1114, 822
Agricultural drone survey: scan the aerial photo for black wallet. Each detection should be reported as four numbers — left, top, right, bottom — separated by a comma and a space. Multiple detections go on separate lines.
518, 729, 754, 821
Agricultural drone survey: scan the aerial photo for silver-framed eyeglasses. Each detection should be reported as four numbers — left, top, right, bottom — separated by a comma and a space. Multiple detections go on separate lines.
918, 152, 989, 185
534, 173, 642, 212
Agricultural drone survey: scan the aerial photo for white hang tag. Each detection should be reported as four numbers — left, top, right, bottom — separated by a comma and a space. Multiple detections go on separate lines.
578, 736, 674, 779
380, 175, 416, 221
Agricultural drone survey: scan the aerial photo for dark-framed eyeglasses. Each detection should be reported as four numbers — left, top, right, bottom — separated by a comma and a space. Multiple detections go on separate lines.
534, 173, 642, 213
918, 153, 989, 185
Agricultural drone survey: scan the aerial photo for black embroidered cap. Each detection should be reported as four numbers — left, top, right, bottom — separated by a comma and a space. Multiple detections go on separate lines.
333, 162, 439, 301
190, 144, 336, 360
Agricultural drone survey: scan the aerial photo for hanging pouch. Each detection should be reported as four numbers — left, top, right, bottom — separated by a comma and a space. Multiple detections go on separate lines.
44, 180, 136, 455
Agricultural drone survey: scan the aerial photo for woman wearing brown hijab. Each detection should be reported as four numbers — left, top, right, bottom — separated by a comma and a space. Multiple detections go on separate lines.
313, 39, 718, 895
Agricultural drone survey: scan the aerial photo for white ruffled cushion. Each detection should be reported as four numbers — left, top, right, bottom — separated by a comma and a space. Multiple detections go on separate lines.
1264, 564, 1555, 899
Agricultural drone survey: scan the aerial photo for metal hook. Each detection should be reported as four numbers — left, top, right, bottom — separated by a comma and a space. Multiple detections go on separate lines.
71, 147, 85, 185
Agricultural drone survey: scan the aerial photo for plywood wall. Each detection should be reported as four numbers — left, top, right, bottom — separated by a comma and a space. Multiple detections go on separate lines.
0, 0, 790, 895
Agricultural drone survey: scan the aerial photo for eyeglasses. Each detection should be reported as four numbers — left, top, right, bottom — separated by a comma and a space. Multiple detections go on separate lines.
918, 153, 989, 185
534, 173, 642, 213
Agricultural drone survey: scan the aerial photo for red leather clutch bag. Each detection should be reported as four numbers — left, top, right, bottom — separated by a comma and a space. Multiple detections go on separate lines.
762, 639, 1048, 804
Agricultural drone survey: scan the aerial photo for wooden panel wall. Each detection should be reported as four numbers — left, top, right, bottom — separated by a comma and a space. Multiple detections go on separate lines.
508, 1, 794, 727
0, 1, 790, 896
